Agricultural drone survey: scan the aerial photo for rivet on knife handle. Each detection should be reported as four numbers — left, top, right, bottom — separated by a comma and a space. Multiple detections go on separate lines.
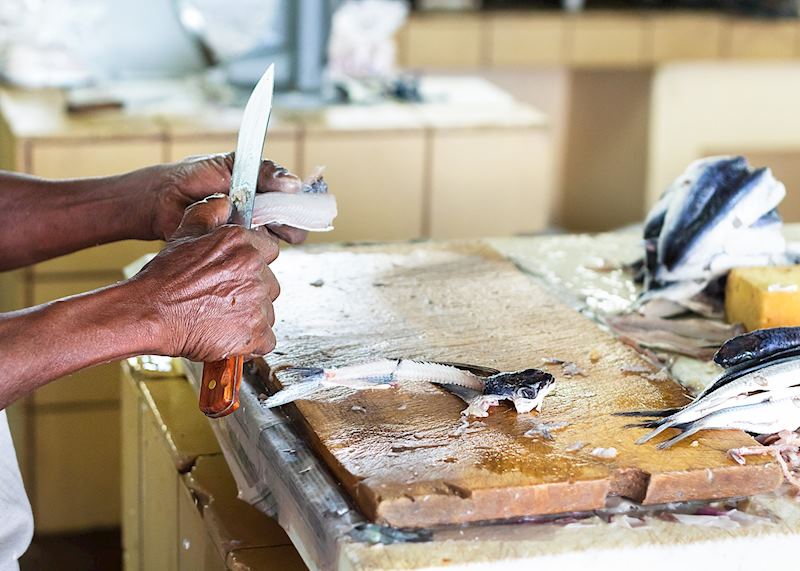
199, 356, 244, 418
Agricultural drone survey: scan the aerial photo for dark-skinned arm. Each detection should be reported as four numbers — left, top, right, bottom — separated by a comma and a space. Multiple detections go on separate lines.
0, 154, 306, 272
0, 196, 280, 409
0, 169, 156, 271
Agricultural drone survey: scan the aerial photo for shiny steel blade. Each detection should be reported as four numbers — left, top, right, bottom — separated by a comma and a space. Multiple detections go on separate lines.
229, 64, 275, 228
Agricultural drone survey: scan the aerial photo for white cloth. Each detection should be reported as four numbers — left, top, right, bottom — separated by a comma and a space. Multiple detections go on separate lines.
0, 410, 33, 570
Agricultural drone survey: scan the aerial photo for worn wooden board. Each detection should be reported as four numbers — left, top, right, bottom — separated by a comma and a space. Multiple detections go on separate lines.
259, 242, 781, 528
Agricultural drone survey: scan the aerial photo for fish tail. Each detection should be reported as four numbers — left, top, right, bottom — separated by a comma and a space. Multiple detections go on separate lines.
262, 377, 324, 408
656, 425, 703, 450
614, 408, 681, 418
635, 421, 677, 445
624, 420, 662, 429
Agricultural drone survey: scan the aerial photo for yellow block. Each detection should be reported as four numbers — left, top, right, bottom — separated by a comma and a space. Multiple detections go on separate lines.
726, 266, 800, 331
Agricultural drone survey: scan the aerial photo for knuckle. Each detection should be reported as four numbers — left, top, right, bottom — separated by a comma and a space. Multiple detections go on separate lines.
222, 225, 247, 241
262, 330, 277, 354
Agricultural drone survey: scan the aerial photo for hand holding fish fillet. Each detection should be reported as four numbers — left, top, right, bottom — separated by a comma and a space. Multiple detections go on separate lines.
264, 359, 555, 418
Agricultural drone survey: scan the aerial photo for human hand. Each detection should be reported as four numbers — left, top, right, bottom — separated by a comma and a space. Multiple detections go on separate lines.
144, 153, 308, 244
133, 195, 281, 362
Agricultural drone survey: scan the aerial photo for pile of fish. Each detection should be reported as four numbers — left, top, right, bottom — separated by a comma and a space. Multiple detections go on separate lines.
263, 359, 555, 418
634, 155, 788, 317
619, 327, 800, 450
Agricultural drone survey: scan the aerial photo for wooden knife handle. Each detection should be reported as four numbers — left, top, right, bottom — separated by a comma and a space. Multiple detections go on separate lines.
199, 356, 244, 418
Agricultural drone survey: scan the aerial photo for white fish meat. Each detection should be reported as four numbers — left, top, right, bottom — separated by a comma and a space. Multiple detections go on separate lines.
252, 192, 337, 231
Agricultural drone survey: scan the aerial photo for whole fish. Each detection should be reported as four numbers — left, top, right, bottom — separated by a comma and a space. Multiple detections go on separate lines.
263, 359, 555, 417
714, 327, 800, 369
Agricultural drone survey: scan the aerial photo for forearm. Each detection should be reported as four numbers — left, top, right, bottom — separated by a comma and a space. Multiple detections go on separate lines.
0, 279, 161, 408
0, 168, 161, 271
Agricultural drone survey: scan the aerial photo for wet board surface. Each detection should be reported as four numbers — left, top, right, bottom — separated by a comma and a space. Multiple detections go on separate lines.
258, 241, 781, 528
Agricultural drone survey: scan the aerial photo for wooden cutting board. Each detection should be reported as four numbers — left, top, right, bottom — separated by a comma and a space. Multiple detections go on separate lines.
259, 241, 781, 528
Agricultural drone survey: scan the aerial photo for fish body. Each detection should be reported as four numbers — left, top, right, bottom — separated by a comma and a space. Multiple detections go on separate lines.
262, 359, 400, 408
264, 359, 555, 417
696, 351, 800, 404
714, 327, 800, 369
657, 157, 750, 271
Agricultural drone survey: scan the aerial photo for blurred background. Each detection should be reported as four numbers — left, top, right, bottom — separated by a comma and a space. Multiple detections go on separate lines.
2, 0, 800, 569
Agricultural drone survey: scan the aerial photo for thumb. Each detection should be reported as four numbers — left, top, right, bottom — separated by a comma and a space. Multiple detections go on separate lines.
170, 194, 232, 240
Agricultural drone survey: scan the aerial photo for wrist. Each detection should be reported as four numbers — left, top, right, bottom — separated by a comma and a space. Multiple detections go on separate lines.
100, 277, 167, 358
110, 165, 167, 241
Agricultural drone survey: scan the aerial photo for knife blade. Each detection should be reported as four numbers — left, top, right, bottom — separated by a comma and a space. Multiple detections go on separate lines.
199, 64, 275, 419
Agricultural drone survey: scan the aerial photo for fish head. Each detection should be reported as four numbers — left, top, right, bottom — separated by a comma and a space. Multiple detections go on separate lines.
484, 369, 555, 414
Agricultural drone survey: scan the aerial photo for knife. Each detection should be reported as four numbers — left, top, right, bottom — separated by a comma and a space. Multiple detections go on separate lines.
198, 64, 275, 419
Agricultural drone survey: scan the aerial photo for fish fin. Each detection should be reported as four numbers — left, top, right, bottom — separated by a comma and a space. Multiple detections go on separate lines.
430, 360, 500, 377
436, 383, 482, 404
656, 425, 703, 450
624, 420, 662, 429
613, 408, 681, 418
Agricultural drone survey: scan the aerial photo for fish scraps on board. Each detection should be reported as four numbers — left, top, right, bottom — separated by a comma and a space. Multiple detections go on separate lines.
604, 313, 744, 361
617, 327, 800, 452
633, 155, 789, 318
263, 359, 555, 418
